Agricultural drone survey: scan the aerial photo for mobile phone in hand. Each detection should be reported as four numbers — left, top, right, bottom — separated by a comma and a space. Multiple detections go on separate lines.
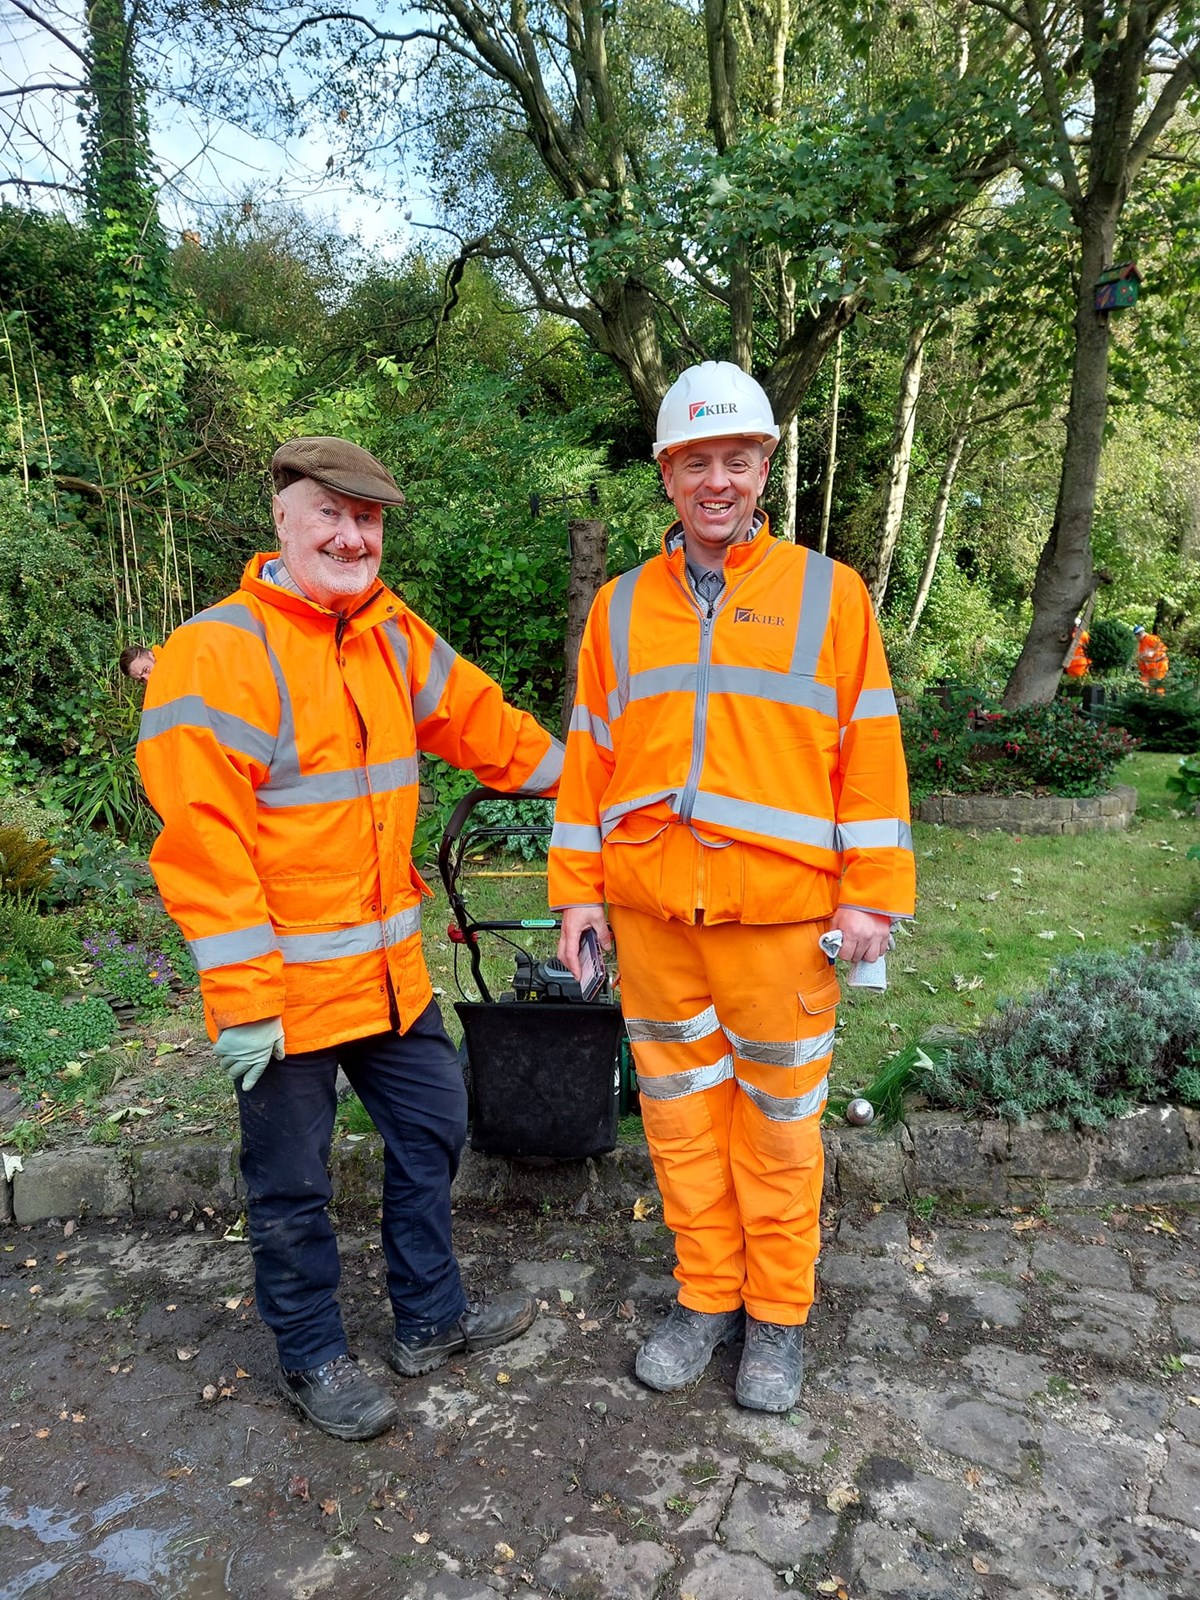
578, 927, 606, 1001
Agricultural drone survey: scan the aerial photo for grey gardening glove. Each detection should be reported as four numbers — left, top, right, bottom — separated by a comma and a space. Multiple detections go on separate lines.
214, 1017, 285, 1093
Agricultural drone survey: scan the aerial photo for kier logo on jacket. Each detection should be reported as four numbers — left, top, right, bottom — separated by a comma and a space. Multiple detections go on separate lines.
734, 606, 785, 627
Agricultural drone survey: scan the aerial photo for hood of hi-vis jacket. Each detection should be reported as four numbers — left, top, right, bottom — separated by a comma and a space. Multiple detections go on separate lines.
549, 518, 914, 925
137, 554, 562, 1053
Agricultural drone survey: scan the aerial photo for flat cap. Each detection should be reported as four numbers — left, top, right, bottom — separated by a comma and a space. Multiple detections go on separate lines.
271, 436, 406, 505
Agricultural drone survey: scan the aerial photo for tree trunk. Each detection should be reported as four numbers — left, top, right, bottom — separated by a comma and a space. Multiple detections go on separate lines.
906, 398, 972, 639
1002, 221, 1114, 707
818, 331, 842, 555
561, 518, 608, 738
866, 318, 928, 611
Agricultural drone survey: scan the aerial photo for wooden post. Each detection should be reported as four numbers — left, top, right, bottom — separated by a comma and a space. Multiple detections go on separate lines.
561, 518, 608, 739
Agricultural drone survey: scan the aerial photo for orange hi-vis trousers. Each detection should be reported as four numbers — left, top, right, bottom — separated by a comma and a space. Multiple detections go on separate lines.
611, 906, 840, 1326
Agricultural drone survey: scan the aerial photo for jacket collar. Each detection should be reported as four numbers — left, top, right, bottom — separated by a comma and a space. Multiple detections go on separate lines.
240, 553, 399, 636
661, 509, 773, 575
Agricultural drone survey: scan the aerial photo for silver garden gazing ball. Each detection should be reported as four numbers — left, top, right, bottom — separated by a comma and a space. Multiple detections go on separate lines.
845, 1098, 876, 1127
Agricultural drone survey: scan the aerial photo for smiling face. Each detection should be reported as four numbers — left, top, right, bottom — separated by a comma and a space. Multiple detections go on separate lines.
659, 436, 770, 570
272, 478, 384, 611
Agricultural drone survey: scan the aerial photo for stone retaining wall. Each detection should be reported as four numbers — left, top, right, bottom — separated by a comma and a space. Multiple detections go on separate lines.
4, 1105, 1198, 1224
917, 783, 1137, 835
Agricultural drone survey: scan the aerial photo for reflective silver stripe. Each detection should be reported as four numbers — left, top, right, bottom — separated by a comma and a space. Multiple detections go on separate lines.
837, 818, 914, 851
381, 617, 410, 681
138, 697, 276, 765
790, 550, 835, 677
258, 755, 419, 809
188, 923, 279, 972
625, 1005, 720, 1044
570, 705, 613, 750
707, 664, 838, 717
627, 663, 697, 701
607, 566, 644, 717
522, 739, 565, 794
849, 687, 898, 721
599, 789, 680, 838
738, 1074, 829, 1123
550, 821, 603, 853
689, 790, 838, 851
724, 1024, 837, 1067
278, 904, 422, 965
182, 601, 267, 642
637, 1055, 734, 1101
412, 635, 458, 723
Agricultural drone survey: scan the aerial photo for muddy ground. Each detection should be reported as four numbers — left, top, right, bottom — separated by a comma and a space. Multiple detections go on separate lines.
2, 1193, 1199, 1600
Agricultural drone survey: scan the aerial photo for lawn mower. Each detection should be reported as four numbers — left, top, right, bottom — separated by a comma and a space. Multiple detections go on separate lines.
437, 787, 633, 1160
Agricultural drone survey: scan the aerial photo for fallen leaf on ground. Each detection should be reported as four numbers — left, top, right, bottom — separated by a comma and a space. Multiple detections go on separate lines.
320, 1498, 339, 1516
494, 1541, 515, 1560
228, 1476, 253, 1488
558, 1288, 574, 1304
201, 1385, 217, 1402
176, 1348, 197, 1361
164, 1467, 193, 1480
412, 1530, 431, 1544
223, 1295, 243, 1311
631, 1196, 653, 1220
825, 1484, 860, 1513
287, 1475, 309, 1501
972, 1556, 991, 1573
496, 1372, 511, 1384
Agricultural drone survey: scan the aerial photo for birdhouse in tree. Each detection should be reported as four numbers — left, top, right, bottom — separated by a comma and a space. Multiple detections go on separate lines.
1094, 262, 1141, 312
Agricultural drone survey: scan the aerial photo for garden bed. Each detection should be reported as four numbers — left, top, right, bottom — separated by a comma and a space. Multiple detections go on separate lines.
917, 783, 1137, 834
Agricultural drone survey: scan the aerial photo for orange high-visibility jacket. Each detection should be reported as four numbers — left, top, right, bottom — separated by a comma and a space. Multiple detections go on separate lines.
138, 555, 563, 1053
1065, 632, 1090, 678
1137, 633, 1169, 681
549, 520, 915, 925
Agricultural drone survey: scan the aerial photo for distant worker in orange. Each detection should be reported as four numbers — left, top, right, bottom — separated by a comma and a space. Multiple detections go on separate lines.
1065, 618, 1090, 679
1133, 624, 1168, 691
549, 363, 914, 1413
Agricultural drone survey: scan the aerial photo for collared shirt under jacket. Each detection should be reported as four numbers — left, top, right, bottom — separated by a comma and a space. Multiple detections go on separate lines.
138, 554, 563, 1052
548, 518, 914, 925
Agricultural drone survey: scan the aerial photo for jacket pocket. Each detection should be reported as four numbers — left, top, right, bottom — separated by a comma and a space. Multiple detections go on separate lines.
263, 871, 360, 929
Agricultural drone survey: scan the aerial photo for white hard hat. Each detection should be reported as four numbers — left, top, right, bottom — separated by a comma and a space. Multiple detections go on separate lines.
653, 361, 780, 461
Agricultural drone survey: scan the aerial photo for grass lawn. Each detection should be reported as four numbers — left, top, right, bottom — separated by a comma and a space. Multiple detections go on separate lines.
423, 752, 1200, 1098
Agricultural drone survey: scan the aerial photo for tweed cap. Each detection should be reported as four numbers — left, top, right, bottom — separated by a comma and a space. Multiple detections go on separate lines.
271, 436, 406, 505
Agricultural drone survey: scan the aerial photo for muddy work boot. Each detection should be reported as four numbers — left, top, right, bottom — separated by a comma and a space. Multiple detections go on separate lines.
387, 1291, 538, 1377
281, 1354, 399, 1440
634, 1303, 744, 1392
735, 1318, 805, 1412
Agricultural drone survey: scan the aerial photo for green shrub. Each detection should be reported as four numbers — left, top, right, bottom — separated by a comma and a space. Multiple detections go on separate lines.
1087, 617, 1135, 675
0, 984, 118, 1095
1110, 687, 1200, 753
901, 689, 1137, 800
0, 825, 54, 900
0, 894, 80, 987
920, 938, 1200, 1129
1165, 753, 1200, 804
48, 829, 154, 905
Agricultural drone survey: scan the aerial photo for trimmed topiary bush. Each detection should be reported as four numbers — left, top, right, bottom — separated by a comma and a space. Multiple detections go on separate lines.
1087, 617, 1136, 675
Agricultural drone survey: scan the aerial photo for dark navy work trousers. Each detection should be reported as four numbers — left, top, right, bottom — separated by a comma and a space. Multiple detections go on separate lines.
235, 999, 468, 1372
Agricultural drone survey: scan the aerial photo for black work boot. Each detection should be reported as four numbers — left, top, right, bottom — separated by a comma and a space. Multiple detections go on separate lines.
280, 1354, 399, 1440
634, 1302, 745, 1392
735, 1318, 805, 1412
387, 1291, 538, 1377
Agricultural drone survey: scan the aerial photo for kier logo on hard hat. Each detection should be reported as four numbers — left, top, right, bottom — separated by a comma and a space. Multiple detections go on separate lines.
688, 401, 739, 420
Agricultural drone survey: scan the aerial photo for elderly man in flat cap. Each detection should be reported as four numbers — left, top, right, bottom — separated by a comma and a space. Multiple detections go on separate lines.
138, 437, 564, 1440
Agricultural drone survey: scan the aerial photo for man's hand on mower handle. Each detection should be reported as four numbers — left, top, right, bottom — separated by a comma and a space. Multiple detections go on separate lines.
557, 905, 613, 983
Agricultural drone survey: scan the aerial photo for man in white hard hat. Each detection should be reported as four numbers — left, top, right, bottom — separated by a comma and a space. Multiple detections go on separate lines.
549, 362, 914, 1411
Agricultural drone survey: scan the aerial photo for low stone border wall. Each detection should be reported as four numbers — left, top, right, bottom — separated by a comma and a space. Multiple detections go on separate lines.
917, 783, 1137, 835
4, 1105, 1198, 1224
